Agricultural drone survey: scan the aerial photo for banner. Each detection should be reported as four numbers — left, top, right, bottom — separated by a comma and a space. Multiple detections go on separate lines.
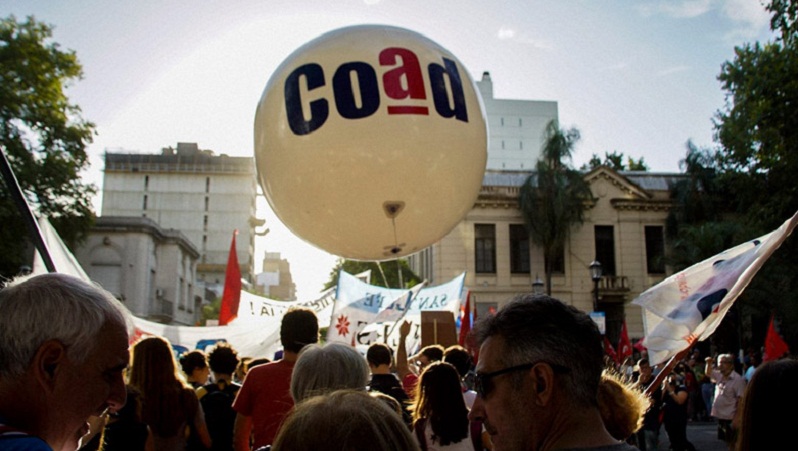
634, 211, 798, 365
327, 271, 466, 353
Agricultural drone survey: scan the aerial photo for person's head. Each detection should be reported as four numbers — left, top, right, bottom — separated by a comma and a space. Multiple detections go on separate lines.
272, 389, 420, 451
411, 362, 469, 446
290, 343, 369, 402
597, 370, 649, 441
736, 358, 798, 451
280, 307, 319, 354
366, 342, 393, 369
718, 353, 735, 376
443, 345, 472, 379
417, 344, 444, 369
207, 342, 239, 377
179, 350, 209, 383
637, 358, 652, 379
469, 294, 603, 451
128, 336, 186, 392
0, 273, 131, 451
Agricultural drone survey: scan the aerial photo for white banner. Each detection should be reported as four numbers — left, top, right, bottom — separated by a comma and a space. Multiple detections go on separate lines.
327, 271, 466, 353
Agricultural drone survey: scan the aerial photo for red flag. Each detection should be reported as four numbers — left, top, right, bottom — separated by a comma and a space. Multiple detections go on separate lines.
604, 336, 619, 363
218, 230, 242, 326
764, 315, 790, 362
459, 291, 472, 346
617, 320, 632, 362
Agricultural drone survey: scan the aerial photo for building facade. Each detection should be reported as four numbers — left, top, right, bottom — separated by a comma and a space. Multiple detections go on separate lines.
74, 216, 202, 325
409, 166, 683, 345
101, 142, 263, 288
255, 251, 297, 301
476, 71, 558, 171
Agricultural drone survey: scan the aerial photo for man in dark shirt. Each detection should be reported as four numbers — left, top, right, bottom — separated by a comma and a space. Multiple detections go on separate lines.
366, 342, 411, 425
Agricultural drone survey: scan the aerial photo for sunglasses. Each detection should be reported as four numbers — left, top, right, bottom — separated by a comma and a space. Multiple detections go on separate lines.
474, 360, 570, 399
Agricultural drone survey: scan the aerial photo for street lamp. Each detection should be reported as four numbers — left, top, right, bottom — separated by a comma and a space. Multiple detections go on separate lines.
589, 260, 602, 312
531, 275, 545, 295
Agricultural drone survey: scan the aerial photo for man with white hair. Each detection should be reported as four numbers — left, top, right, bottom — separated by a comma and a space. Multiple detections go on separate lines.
0, 273, 132, 451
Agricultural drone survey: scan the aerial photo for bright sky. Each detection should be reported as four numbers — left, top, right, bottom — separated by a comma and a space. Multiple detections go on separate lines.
2, 0, 775, 300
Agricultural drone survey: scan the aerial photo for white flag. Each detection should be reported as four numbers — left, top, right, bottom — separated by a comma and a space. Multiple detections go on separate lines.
634, 211, 798, 365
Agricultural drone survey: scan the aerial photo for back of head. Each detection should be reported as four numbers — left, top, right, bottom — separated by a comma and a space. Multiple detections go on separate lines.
420, 344, 444, 362
291, 343, 369, 402
473, 294, 604, 407
0, 273, 132, 379
367, 342, 393, 367
280, 307, 319, 354
208, 342, 240, 375
272, 389, 420, 451
179, 350, 208, 375
737, 358, 798, 450
129, 336, 183, 393
443, 345, 472, 378
597, 370, 649, 441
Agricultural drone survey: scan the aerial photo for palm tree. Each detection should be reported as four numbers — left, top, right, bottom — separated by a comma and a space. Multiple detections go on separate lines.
519, 120, 592, 295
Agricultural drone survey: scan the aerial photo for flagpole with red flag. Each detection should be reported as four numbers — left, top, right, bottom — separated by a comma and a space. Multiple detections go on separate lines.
218, 230, 242, 326
617, 319, 632, 363
458, 291, 472, 347
764, 314, 790, 362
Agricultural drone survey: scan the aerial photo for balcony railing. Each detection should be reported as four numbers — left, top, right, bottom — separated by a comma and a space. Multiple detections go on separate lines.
599, 276, 629, 293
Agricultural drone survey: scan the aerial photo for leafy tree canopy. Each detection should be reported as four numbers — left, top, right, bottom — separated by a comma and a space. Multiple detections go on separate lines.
324, 258, 422, 291
0, 15, 96, 278
581, 151, 649, 172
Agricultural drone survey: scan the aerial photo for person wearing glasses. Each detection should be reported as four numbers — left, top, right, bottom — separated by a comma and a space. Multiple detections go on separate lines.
467, 294, 638, 451
705, 354, 746, 449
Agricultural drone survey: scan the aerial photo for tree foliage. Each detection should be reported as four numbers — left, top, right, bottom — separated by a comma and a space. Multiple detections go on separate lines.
324, 258, 422, 291
0, 15, 96, 278
582, 151, 649, 172
667, 0, 798, 351
519, 120, 592, 294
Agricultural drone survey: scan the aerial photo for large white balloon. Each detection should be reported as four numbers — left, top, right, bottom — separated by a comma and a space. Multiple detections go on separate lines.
255, 25, 487, 261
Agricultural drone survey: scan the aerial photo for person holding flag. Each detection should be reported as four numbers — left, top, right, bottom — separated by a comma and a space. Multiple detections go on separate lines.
705, 354, 746, 449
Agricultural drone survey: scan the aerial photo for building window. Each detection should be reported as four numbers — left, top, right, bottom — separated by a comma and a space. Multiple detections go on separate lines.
144, 175, 149, 191
645, 226, 666, 274
475, 224, 496, 274
501, 140, 505, 150
204, 196, 209, 211
142, 195, 148, 210
519, 118, 523, 127
500, 117, 504, 126
519, 140, 523, 150
203, 215, 208, 232
205, 177, 211, 193
509, 224, 530, 274
594, 225, 616, 276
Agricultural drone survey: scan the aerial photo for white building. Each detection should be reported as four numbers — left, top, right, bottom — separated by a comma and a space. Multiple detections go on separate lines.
476, 71, 558, 170
100, 142, 263, 290
74, 216, 202, 325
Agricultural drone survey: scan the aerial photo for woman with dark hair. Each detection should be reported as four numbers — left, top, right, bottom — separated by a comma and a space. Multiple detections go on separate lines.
410, 362, 475, 451
128, 337, 211, 451
736, 358, 798, 450
180, 350, 210, 389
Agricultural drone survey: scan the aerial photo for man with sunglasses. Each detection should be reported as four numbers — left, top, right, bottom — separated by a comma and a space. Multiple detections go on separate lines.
468, 294, 638, 451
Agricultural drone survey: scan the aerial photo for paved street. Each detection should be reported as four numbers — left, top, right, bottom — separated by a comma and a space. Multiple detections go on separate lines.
657, 420, 728, 451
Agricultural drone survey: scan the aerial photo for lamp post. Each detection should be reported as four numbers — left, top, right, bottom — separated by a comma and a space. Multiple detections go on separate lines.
589, 260, 602, 312
532, 275, 545, 295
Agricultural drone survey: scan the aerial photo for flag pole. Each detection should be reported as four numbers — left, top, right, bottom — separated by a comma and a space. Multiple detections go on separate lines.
644, 347, 691, 398
0, 146, 56, 273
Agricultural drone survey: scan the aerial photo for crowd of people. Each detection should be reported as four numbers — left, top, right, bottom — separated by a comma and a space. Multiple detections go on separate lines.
0, 273, 793, 451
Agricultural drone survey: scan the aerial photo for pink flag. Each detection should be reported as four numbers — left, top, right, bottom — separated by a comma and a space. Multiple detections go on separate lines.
634, 211, 798, 365
218, 230, 242, 326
